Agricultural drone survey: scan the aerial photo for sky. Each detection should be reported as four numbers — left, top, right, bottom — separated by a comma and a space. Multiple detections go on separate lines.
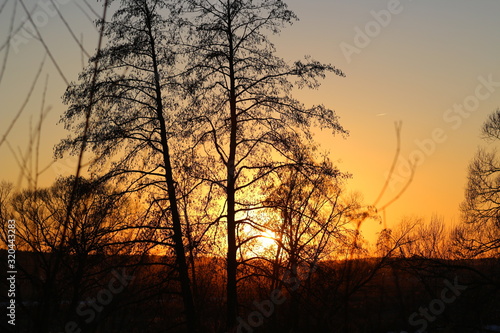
1, 0, 500, 243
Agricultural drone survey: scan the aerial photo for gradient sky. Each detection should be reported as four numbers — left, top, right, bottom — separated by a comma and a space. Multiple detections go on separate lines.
1, 0, 500, 243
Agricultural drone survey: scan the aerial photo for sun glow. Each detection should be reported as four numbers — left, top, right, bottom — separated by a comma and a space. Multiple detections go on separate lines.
255, 229, 278, 253
239, 218, 279, 258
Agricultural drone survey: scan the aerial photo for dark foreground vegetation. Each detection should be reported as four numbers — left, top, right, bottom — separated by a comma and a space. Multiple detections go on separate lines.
1, 251, 500, 333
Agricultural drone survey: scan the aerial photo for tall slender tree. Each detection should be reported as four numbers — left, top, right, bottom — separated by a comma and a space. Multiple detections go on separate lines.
182, 0, 346, 328
56, 0, 198, 331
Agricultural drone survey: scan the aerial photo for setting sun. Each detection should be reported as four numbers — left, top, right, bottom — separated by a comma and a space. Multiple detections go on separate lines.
2, 0, 500, 332
239, 217, 279, 258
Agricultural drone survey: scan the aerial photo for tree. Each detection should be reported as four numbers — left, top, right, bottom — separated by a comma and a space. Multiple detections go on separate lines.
1, 176, 136, 332
260, 156, 367, 330
460, 109, 500, 256
182, 0, 345, 328
0, 181, 13, 227
377, 215, 450, 259
55, 0, 198, 331
263, 158, 350, 272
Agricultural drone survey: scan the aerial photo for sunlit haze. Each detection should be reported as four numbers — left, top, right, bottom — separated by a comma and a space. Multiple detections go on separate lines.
1, 0, 500, 244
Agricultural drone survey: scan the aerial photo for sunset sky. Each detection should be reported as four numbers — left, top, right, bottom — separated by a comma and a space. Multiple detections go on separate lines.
1, 0, 500, 243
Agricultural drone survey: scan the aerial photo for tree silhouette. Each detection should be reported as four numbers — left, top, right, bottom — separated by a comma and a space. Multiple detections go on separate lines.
0, 176, 136, 332
261, 156, 361, 330
55, 0, 198, 331
460, 109, 500, 256
181, 0, 345, 328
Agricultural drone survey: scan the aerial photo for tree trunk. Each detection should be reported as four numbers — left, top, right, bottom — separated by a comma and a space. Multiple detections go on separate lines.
145, 8, 198, 333
226, 4, 239, 328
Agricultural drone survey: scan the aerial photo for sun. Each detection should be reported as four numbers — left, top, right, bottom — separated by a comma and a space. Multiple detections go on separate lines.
252, 229, 278, 257
258, 229, 277, 250
240, 222, 278, 257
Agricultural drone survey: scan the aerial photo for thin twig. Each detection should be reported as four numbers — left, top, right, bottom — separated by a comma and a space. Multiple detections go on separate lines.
0, 55, 46, 148
18, 0, 69, 85
57, 0, 109, 255
0, 1, 16, 86
49, 0, 90, 59
373, 121, 403, 207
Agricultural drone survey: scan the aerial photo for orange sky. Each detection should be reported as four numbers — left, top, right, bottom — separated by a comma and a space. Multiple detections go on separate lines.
1, 0, 500, 244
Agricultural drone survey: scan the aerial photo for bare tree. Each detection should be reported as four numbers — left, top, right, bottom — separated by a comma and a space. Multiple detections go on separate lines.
0, 176, 136, 332
459, 108, 500, 256
55, 1, 199, 330
259, 155, 370, 330
182, 0, 345, 328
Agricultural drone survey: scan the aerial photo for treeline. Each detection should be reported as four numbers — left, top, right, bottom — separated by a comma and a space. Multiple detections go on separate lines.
1, 176, 499, 332
1, 246, 499, 332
